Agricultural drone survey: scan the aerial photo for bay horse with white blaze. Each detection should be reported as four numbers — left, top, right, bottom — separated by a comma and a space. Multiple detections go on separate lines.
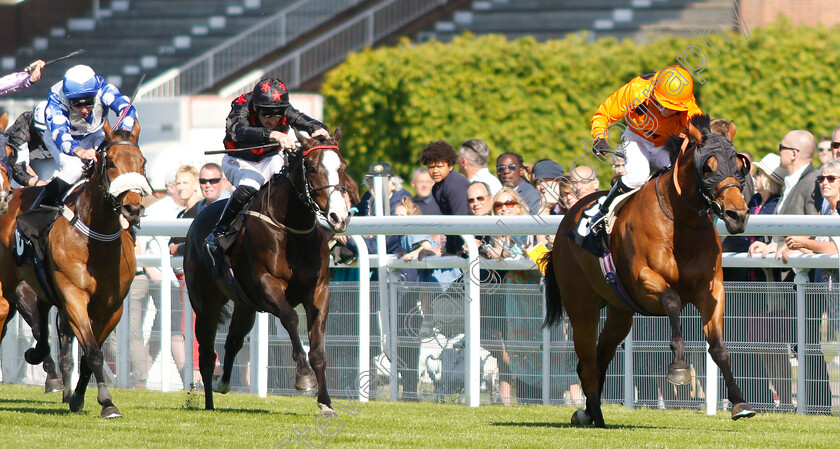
184, 129, 359, 415
543, 115, 755, 427
0, 121, 150, 418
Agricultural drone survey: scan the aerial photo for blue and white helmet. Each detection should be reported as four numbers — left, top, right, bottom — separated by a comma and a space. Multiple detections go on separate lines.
62, 65, 101, 99
33, 101, 47, 132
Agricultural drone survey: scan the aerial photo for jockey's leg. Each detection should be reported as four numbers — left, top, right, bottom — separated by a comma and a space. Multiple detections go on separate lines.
590, 130, 654, 235
205, 184, 257, 253
28, 177, 71, 210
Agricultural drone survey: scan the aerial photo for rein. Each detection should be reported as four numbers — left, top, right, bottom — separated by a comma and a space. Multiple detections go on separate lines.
96, 139, 142, 213
656, 139, 715, 230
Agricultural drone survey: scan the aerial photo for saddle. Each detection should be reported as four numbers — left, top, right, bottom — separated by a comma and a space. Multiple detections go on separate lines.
569, 188, 638, 256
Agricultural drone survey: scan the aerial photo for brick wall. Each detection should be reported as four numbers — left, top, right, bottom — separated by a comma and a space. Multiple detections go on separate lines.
740, 0, 840, 28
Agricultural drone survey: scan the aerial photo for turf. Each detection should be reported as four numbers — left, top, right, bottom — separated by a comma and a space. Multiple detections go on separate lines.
0, 384, 836, 449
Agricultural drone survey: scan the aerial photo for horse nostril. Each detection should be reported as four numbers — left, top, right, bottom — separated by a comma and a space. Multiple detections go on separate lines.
329, 212, 340, 223
725, 210, 743, 222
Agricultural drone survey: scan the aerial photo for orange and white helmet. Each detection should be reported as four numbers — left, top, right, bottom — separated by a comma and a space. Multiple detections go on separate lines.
652, 66, 694, 111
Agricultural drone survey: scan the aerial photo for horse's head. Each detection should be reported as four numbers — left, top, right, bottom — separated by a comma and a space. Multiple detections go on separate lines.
684, 115, 750, 234
96, 121, 152, 227
293, 128, 360, 233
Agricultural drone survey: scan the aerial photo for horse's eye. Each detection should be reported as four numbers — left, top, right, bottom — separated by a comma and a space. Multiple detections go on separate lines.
703, 164, 714, 176
106, 159, 116, 170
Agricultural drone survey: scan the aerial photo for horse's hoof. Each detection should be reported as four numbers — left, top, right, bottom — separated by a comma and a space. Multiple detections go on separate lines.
570, 408, 592, 426
213, 380, 230, 394
731, 402, 756, 420
62, 391, 72, 404
69, 396, 84, 413
24, 348, 45, 365
101, 405, 122, 419
44, 379, 64, 393
667, 367, 691, 386
319, 403, 337, 417
295, 373, 318, 392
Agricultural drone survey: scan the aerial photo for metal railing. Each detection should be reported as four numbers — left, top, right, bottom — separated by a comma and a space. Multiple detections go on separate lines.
135, 0, 363, 100
1, 215, 838, 415
218, 0, 449, 97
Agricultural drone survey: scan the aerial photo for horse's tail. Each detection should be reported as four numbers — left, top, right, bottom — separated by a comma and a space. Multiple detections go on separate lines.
542, 252, 564, 328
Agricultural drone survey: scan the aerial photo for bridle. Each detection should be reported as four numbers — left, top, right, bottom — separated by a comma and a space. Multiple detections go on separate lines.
94, 139, 141, 213
656, 134, 746, 229
293, 144, 349, 217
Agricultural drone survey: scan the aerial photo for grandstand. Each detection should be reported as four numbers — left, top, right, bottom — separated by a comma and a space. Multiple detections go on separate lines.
0, 0, 737, 99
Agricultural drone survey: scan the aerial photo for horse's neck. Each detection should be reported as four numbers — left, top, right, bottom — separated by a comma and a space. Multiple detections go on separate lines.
74, 178, 120, 234
665, 151, 708, 223
261, 175, 315, 229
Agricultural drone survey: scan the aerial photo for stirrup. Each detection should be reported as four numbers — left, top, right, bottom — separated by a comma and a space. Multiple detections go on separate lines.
589, 211, 606, 235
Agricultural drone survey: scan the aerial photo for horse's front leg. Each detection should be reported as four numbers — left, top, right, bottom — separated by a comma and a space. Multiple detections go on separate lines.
56, 312, 74, 403
638, 268, 690, 385
305, 282, 332, 416
64, 289, 122, 418
215, 303, 256, 394
697, 282, 755, 420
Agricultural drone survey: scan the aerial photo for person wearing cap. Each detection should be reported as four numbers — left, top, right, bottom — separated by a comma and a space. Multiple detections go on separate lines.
4, 101, 53, 187
30, 64, 139, 210
0, 60, 45, 96
206, 77, 330, 253
588, 65, 702, 235
458, 138, 502, 195
531, 159, 565, 215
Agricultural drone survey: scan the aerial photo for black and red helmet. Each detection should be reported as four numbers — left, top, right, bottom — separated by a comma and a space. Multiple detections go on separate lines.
250, 78, 290, 112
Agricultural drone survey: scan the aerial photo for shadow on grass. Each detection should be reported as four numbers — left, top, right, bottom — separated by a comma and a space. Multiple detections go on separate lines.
490, 421, 669, 430
0, 405, 70, 416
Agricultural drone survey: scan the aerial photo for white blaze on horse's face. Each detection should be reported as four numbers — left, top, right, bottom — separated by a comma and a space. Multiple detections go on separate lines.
321, 149, 350, 232
0, 173, 8, 215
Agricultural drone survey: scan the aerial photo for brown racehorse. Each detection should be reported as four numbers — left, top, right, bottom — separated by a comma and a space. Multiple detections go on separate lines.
543, 115, 755, 428
0, 113, 74, 397
0, 121, 150, 418
184, 129, 359, 415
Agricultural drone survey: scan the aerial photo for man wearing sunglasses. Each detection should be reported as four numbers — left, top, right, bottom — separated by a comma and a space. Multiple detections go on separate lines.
589, 65, 702, 236
206, 77, 330, 254
830, 126, 840, 162
495, 152, 541, 213
31, 64, 138, 210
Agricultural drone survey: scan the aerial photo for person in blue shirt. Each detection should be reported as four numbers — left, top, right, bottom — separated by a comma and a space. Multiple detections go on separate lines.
31, 65, 138, 209
420, 140, 470, 255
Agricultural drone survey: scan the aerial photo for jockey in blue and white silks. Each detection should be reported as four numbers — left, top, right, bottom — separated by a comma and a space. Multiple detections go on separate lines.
32, 64, 138, 210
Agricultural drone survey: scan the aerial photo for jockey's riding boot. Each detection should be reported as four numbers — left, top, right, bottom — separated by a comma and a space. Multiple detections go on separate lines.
29, 178, 72, 212
589, 179, 631, 237
205, 185, 257, 256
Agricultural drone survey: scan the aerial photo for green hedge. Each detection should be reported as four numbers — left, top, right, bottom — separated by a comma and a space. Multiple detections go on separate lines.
321, 19, 840, 184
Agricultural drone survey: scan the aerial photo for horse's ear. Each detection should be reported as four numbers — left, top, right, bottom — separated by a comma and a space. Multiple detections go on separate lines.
333, 127, 342, 143
294, 129, 309, 148
129, 120, 141, 142
687, 121, 704, 143
727, 121, 737, 142
103, 119, 113, 138
0, 113, 8, 133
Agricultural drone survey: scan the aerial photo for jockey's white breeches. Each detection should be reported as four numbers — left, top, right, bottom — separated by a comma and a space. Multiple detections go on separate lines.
45, 129, 104, 184
618, 127, 672, 189
222, 153, 285, 190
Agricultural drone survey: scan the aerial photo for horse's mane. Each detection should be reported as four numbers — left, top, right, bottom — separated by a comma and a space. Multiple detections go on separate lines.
111, 128, 134, 141
661, 114, 711, 166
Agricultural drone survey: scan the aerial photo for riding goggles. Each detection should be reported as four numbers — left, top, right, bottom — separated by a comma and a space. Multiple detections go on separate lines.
68, 96, 96, 108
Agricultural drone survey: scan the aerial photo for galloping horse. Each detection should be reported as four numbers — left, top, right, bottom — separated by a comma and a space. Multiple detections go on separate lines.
0, 114, 73, 397
0, 121, 150, 418
184, 129, 359, 415
543, 115, 754, 428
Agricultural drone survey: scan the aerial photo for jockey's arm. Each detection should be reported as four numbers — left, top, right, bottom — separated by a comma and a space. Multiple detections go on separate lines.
226, 100, 273, 145
284, 105, 329, 136
591, 79, 639, 141
101, 83, 138, 132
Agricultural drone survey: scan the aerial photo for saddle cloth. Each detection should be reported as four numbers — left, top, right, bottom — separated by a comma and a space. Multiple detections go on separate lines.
571, 188, 639, 255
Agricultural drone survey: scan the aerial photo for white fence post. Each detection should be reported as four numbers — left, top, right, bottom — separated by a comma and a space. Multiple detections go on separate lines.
463, 235, 480, 407
795, 268, 809, 414
249, 313, 269, 398
352, 235, 371, 402
158, 236, 173, 392
624, 333, 634, 409
705, 341, 718, 415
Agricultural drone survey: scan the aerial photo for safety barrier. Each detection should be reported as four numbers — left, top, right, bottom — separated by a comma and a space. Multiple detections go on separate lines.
0, 214, 838, 415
